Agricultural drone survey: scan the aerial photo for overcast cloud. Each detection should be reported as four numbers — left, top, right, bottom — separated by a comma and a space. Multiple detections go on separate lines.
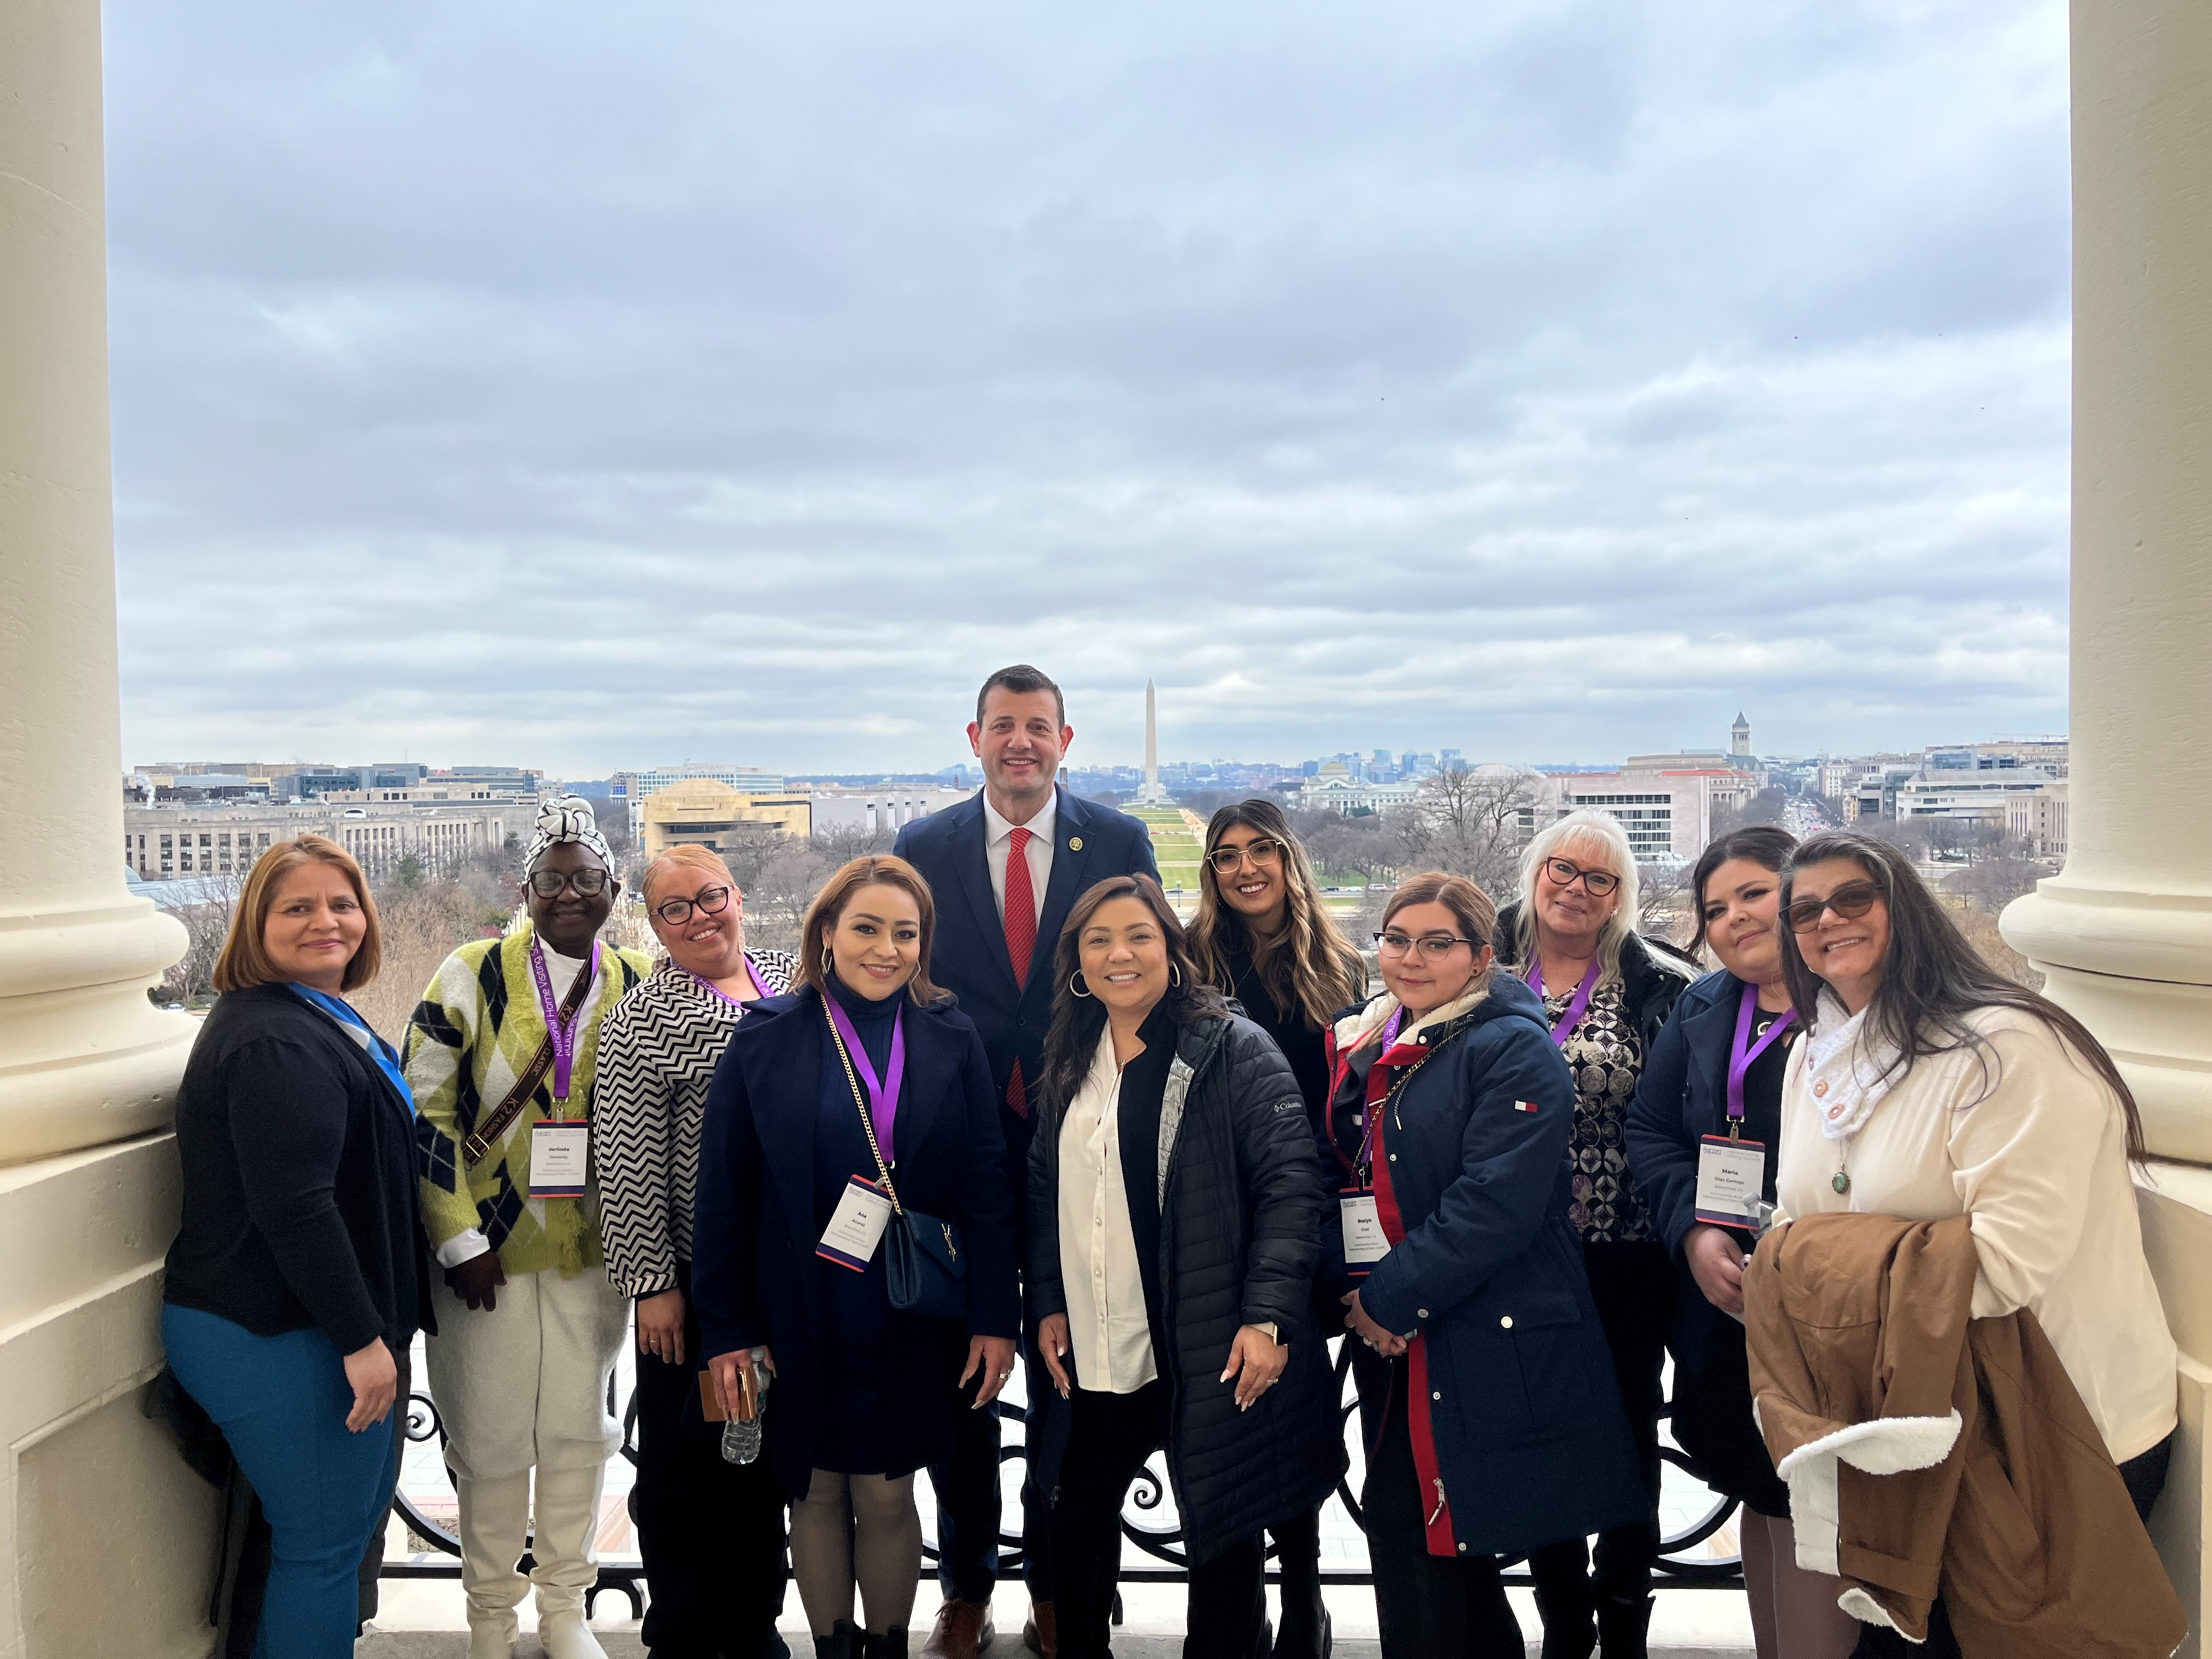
107, 0, 2073, 775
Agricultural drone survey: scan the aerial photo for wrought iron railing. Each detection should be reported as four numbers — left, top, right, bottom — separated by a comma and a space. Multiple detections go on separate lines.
382, 1334, 1742, 1613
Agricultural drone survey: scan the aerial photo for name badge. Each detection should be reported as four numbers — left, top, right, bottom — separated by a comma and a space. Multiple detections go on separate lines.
1340, 1188, 1389, 1272
530, 1119, 590, 1198
1695, 1134, 1768, 1230
817, 1175, 894, 1272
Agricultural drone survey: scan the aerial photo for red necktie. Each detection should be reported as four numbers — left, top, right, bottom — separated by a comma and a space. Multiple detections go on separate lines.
1003, 825, 1037, 1116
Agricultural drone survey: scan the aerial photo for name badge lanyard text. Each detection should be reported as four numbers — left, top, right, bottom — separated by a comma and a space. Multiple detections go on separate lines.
1725, 981, 1797, 1139
825, 995, 907, 1161
1526, 957, 1600, 1051
529, 939, 602, 1107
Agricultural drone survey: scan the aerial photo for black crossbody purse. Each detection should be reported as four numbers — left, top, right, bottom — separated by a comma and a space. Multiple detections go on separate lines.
825, 1002, 968, 1323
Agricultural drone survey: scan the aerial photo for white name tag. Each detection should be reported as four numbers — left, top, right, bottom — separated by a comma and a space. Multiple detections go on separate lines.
817, 1175, 894, 1271
1695, 1135, 1768, 1229
530, 1119, 590, 1198
1340, 1190, 1389, 1268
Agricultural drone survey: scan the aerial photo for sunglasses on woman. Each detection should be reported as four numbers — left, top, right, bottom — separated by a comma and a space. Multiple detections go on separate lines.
1207, 838, 1285, 874
1784, 881, 1882, 933
652, 884, 733, 926
527, 867, 611, 899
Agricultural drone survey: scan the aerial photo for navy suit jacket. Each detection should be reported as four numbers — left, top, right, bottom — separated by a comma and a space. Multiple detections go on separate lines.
893, 787, 1160, 1175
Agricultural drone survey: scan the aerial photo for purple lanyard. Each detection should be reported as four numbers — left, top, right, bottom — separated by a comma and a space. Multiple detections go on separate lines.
1526, 957, 1600, 1049
690, 956, 764, 1010
528, 939, 601, 1104
1726, 981, 1797, 1130
826, 995, 907, 1157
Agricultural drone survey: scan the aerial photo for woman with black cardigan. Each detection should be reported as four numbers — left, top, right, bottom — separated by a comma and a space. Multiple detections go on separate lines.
1029, 873, 1341, 1659
1185, 799, 1367, 1659
694, 856, 1019, 1659
162, 834, 432, 1658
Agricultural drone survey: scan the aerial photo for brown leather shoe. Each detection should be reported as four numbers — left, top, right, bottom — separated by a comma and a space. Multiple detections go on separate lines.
922, 1598, 995, 1659
1020, 1602, 1056, 1658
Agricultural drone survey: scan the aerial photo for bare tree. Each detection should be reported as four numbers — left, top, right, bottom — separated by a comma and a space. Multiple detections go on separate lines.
1298, 810, 1397, 887
1637, 861, 1699, 950
1389, 763, 1542, 893
814, 823, 899, 865
157, 873, 248, 1005
1712, 786, 1788, 839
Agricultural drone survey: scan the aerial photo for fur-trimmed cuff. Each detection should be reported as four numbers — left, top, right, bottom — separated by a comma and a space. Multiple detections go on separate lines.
1774, 1409, 1962, 1576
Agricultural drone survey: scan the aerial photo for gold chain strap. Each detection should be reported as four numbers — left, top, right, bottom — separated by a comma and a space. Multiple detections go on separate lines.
825, 1002, 905, 1216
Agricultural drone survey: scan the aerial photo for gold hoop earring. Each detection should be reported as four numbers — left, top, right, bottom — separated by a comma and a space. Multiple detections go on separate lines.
821, 947, 834, 977
1170, 962, 1183, 989
1069, 971, 1092, 999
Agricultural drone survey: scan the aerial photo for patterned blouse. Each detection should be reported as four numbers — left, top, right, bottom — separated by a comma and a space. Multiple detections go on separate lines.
1543, 977, 1654, 1244
595, 948, 798, 1299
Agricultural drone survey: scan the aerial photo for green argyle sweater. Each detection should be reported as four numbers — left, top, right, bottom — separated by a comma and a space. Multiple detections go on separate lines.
405, 922, 653, 1278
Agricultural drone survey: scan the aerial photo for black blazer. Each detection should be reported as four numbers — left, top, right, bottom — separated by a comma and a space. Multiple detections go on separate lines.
893, 787, 1161, 1173
691, 986, 1020, 1500
164, 984, 432, 1356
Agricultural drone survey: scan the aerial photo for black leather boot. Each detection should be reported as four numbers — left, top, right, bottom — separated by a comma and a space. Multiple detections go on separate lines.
860, 1628, 909, 1659
1595, 1591, 1654, 1659
815, 1621, 863, 1659
1529, 1553, 1598, 1659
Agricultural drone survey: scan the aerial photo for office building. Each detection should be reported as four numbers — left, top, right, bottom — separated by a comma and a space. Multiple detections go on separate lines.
123, 797, 540, 882
811, 787, 969, 837
637, 778, 811, 861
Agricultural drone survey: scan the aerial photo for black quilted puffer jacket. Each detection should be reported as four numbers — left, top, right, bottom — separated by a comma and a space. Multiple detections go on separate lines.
1027, 1011, 1344, 1566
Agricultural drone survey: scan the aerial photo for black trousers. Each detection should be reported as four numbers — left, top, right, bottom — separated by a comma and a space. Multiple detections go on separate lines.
635, 1265, 792, 1658
1850, 1432, 2175, 1659
1363, 1363, 1522, 1657
1270, 1504, 1329, 1659
1529, 1239, 1674, 1611
929, 1333, 1051, 1602
1050, 1382, 1266, 1659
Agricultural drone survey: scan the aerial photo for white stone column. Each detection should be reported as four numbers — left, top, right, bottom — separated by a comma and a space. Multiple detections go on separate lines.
2001, 2, 2212, 1646
0, 1, 212, 1652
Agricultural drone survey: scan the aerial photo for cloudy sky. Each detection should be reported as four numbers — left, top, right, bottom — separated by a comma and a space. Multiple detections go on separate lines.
107, 0, 2073, 777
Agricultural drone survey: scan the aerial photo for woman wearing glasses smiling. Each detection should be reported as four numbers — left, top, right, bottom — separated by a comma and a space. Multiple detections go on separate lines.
406, 797, 656, 1659
597, 844, 799, 1659
1325, 872, 1644, 1657
1493, 809, 1695, 1659
1184, 800, 1365, 1657
1769, 832, 2176, 1657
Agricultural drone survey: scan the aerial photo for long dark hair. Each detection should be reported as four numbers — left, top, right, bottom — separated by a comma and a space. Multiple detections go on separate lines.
1690, 825, 1798, 955
1779, 831, 2146, 1161
1186, 798, 1365, 1029
1037, 874, 1228, 1111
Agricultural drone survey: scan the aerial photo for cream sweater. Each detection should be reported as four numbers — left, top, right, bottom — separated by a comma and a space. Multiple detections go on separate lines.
1775, 1005, 2178, 1463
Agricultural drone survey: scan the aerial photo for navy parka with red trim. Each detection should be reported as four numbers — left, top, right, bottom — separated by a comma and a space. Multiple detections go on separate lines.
1322, 973, 1646, 1559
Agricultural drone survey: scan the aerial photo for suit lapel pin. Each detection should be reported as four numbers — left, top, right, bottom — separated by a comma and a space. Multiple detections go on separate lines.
1068, 836, 1082, 851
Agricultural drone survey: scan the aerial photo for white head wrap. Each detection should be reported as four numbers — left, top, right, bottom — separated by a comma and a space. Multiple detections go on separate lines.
526, 795, 616, 876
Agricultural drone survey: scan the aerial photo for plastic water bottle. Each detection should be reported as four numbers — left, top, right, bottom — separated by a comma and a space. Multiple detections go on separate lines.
720, 1349, 771, 1465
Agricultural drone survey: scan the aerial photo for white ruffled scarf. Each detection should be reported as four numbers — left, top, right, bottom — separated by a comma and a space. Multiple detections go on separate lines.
1803, 992, 1904, 1142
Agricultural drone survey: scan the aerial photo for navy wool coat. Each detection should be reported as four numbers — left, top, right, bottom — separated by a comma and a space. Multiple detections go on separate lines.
1330, 975, 1647, 1558
1028, 1012, 1343, 1567
691, 985, 1021, 1502
894, 788, 1161, 1195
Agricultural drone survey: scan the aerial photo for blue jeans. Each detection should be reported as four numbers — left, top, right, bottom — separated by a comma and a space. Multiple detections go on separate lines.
163, 1305, 394, 1658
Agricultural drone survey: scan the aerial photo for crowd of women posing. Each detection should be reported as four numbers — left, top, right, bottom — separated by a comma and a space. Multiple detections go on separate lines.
159, 786, 2182, 1659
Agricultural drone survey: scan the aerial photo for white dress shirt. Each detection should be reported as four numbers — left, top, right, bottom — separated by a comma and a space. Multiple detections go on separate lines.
1058, 1025, 1157, 1394
981, 788, 1057, 926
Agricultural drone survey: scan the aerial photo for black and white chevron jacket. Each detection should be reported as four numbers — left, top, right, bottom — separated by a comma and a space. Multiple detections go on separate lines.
596, 948, 799, 1299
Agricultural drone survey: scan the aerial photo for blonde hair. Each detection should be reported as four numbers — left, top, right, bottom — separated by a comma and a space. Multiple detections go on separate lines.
797, 856, 946, 1006
1514, 809, 1640, 987
212, 834, 382, 993
643, 842, 738, 907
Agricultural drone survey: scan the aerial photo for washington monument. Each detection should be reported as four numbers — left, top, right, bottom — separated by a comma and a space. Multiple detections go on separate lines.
1134, 679, 1173, 805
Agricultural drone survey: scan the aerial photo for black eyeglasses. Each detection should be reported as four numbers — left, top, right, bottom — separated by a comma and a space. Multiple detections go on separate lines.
653, 884, 733, 926
1543, 856, 1620, 898
1784, 881, 1882, 934
527, 868, 611, 900
1375, 930, 1477, 961
1208, 838, 1285, 874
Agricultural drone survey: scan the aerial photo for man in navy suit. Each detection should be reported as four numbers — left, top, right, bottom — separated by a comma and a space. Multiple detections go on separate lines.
894, 664, 1161, 1659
